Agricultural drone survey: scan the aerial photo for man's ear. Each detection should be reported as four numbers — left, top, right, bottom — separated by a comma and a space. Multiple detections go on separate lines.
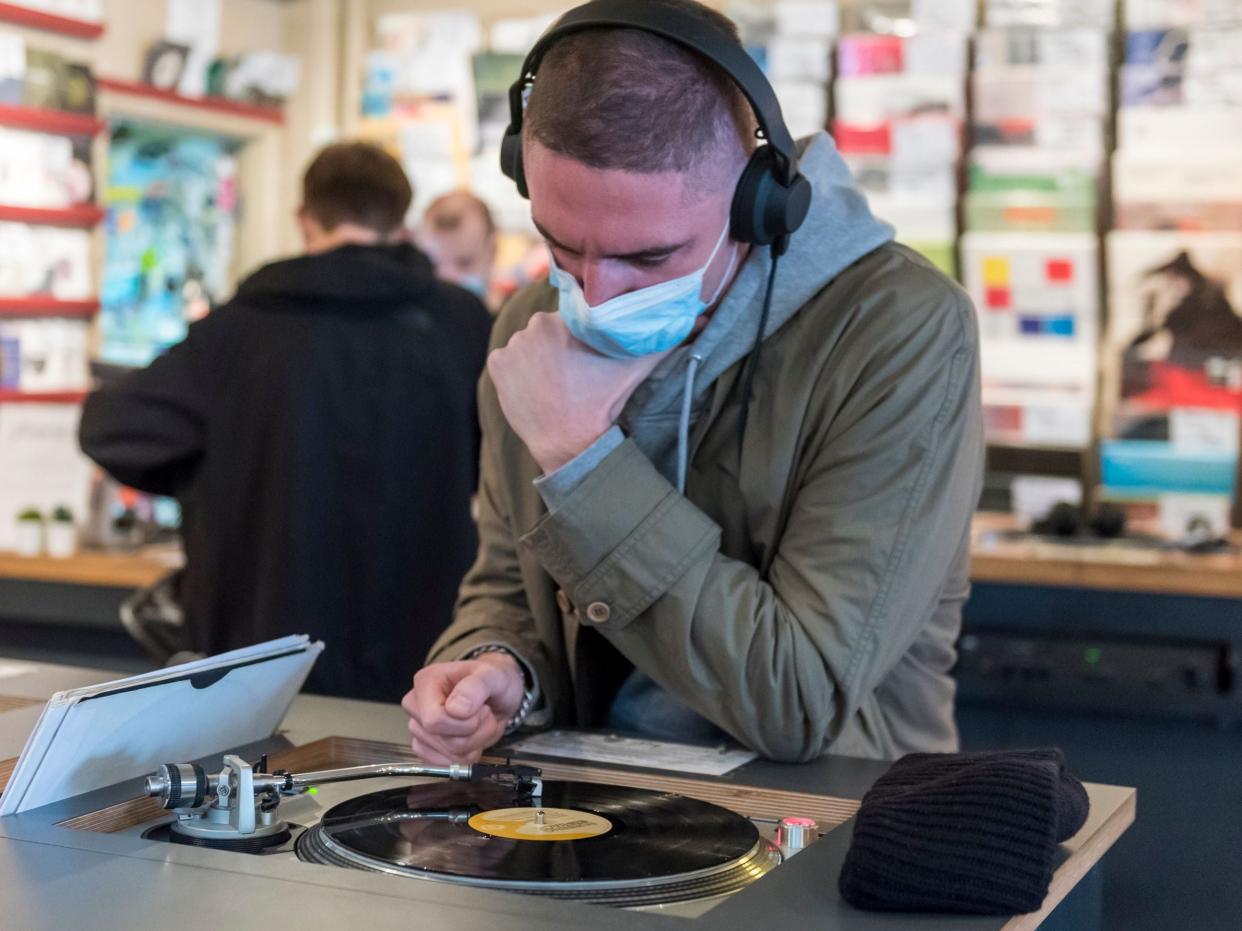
296, 207, 320, 250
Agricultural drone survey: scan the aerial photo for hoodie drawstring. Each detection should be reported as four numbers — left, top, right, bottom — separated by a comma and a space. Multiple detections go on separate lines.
676, 352, 703, 494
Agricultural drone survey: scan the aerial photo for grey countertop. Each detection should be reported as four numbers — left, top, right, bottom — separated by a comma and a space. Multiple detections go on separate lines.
0, 659, 1134, 930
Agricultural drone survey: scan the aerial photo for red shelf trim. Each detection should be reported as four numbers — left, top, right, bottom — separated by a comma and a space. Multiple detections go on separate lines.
0, 2, 104, 39
0, 389, 88, 404
0, 102, 105, 136
97, 77, 285, 126
0, 203, 104, 228
0, 297, 99, 318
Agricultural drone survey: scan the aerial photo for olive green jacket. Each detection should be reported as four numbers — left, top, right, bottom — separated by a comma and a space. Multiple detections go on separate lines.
430, 242, 982, 762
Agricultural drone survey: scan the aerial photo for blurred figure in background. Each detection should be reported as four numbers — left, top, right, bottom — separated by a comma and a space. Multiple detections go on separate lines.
79, 142, 492, 701
420, 190, 501, 311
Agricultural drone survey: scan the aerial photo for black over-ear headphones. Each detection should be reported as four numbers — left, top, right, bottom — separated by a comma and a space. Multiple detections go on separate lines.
499, 0, 812, 256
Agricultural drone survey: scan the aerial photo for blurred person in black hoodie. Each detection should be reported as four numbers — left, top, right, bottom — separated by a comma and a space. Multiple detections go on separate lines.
79, 142, 492, 701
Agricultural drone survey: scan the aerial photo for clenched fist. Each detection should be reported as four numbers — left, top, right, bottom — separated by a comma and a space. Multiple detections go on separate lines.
487, 312, 668, 474
400, 653, 525, 764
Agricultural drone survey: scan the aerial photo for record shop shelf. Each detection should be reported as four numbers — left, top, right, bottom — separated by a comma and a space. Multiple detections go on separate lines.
97, 78, 285, 126
0, 103, 105, 136
0, 2, 104, 39
0, 546, 180, 589
4, 515, 1240, 597
0, 297, 99, 317
0, 390, 88, 403
0, 204, 105, 228
972, 511, 1242, 599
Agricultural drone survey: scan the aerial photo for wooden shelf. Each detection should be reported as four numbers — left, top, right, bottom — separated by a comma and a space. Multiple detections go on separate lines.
0, 547, 180, 589
971, 512, 1242, 600
0, 297, 99, 318
0, 1, 104, 39
0, 203, 104, 228
98, 77, 284, 126
0, 389, 87, 403
0, 102, 105, 136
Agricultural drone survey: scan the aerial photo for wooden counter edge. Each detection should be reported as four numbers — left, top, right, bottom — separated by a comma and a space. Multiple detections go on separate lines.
970, 553, 1242, 599
0, 550, 176, 589
1002, 786, 1137, 931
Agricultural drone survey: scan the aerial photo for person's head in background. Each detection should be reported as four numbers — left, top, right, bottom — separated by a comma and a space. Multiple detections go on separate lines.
420, 191, 499, 308
297, 141, 413, 254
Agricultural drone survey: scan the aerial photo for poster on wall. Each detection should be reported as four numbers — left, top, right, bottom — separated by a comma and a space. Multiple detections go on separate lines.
100, 123, 239, 367
1104, 232, 1242, 435
1102, 231, 1242, 519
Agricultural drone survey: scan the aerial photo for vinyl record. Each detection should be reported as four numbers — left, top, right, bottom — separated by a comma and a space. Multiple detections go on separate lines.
295, 780, 780, 905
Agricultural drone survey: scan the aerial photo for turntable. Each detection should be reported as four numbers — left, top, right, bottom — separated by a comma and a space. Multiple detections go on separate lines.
0, 651, 1136, 930
133, 749, 817, 910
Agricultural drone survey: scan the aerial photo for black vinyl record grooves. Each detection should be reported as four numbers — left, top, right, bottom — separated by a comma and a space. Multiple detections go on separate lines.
294, 780, 780, 907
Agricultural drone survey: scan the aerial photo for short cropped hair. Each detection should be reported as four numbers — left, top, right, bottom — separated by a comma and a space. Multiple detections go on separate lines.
301, 142, 413, 235
523, 0, 755, 181
424, 190, 496, 236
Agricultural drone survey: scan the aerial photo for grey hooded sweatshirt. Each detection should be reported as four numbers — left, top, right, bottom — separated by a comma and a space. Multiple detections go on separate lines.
430, 132, 984, 761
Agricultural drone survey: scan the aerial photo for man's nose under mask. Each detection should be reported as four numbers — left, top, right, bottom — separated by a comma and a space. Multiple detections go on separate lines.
550, 220, 739, 358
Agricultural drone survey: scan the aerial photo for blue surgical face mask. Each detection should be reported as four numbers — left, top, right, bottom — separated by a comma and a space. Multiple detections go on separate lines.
459, 274, 488, 299
550, 219, 738, 358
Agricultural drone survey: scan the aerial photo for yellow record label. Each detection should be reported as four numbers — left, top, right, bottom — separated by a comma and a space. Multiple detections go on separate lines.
467, 807, 612, 841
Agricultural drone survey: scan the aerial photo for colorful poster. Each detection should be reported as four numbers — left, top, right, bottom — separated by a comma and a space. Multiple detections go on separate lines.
962, 232, 1099, 447
100, 123, 239, 367
1104, 232, 1242, 437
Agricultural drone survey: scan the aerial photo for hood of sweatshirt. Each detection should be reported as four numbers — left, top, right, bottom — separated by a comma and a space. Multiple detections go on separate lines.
619, 131, 895, 485
235, 242, 442, 310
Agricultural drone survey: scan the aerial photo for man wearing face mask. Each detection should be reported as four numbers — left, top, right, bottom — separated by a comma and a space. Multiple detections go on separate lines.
420, 191, 502, 312
402, 0, 983, 764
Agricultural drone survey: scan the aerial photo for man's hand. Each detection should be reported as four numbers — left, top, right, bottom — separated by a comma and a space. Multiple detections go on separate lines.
487, 312, 667, 474
401, 653, 525, 764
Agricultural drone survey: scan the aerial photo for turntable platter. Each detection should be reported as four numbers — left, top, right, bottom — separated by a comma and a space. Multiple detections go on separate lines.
295, 780, 781, 907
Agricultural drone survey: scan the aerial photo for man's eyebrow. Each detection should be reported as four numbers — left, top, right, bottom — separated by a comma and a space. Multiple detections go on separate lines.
532, 219, 691, 262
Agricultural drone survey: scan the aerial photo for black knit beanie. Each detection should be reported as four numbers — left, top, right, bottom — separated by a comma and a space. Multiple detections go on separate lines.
839, 748, 1090, 915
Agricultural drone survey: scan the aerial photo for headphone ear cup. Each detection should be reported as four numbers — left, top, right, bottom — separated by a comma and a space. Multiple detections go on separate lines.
730, 146, 812, 249
731, 147, 778, 246
499, 129, 528, 199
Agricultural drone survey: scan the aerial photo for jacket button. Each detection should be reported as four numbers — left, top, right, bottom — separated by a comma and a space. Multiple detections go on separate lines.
556, 590, 572, 614
586, 602, 611, 624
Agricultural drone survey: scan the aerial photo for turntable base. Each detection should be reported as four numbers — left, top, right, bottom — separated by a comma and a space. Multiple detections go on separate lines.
0, 668, 1137, 931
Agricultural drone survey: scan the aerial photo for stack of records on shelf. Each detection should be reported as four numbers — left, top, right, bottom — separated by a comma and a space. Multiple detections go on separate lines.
0, 32, 95, 400
0, 317, 90, 393
1101, 0, 1242, 534
960, 0, 1113, 453
830, 2, 971, 276
961, 232, 1099, 449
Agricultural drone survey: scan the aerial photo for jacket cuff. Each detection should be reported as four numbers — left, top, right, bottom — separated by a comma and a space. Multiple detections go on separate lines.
532, 426, 624, 510
462, 642, 547, 731
519, 437, 719, 630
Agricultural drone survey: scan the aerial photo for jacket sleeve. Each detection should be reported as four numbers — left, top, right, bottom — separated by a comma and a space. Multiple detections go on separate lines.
78, 326, 210, 497
425, 300, 555, 696
519, 282, 982, 763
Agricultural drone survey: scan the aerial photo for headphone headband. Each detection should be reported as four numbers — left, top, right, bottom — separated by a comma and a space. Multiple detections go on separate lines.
500, 0, 811, 254
509, 0, 800, 184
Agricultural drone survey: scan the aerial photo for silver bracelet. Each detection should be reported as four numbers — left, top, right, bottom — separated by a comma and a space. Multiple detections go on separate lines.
466, 644, 537, 735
